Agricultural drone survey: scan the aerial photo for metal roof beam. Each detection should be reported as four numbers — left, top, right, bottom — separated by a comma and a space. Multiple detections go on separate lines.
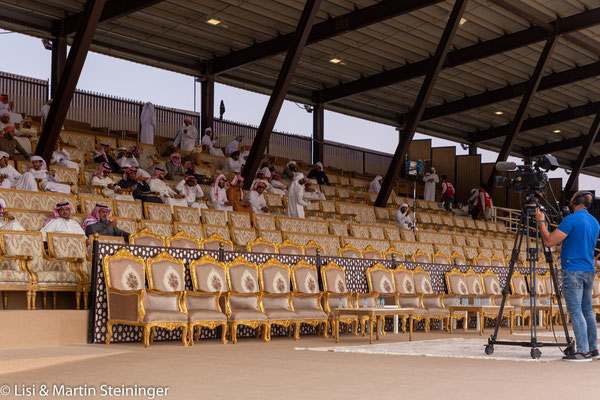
474, 101, 600, 144
63, 0, 164, 36
318, 7, 600, 103
583, 155, 600, 168
211, 0, 444, 74
485, 36, 556, 190
564, 109, 600, 192
241, 0, 322, 189
376, 0, 468, 207
422, 61, 600, 121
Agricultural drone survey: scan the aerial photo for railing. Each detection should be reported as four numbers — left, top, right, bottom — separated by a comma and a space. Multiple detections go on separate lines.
0, 72, 48, 118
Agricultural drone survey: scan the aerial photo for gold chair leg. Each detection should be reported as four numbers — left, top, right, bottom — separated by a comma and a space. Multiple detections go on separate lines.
255, 326, 261, 338
188, 325, 194, 346
463, 316, 467, 331
263, 323, 271, 342
231, 323, 238, 344
181, 325, 188, 346
26, 291, 32, 310
424, 318, 430, 333
402, 317, 407, 333
221, 323, 228, 344
195, 327, 201, 342
143, 326, 151, 347
52, 292, 56, 309
31, 291, 37, 310
105, 322, 113, 344
361, 319, 366, 337
42, 292, 47, 309
322, 322, 329, 339
150, 327, 155, 343
294, 322, 300, 341
2, 291, 7, 309
75, 291, 81, 310
84, 291, 89, 310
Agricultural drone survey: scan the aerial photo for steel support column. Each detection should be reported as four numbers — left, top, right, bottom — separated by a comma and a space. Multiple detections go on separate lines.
564, 110, 600, 193
242, 0, 322, 188
485, 36, 556, 191
312, 103, 324, 164
469, 143, 477, 155
375, 0, 468, 207
201, 70, 214, 136
35, 0, 105, 163
50, 31, 66, 98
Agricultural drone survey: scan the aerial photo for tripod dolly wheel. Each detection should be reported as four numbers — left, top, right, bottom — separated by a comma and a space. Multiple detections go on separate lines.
531, 348, 542, 359
485, 344, 494, 355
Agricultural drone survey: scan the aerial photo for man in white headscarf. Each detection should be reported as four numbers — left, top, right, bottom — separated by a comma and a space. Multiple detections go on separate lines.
140, 102, 156, 145
201, 127, 225, 157
223, 151, 243, 174
174, 117, 198, 153
0, 151, 36, 191
208, 174, 233, 211
40, 99, 52, 121
393, 203, 413, 230
117, 146, 151, 178
246, 181, 269, 215
287, 173, 312, 218
148, 167, 188, 210
423, 167, 439, 201
29, 156, 71, 194
225, 135, 243, 155
369, 176, 383, 193
0, 95, 9, 114
176, 175, 207, 209
40, 202, 85, 241
304, 181, 325, 200
52, 142, 79, 173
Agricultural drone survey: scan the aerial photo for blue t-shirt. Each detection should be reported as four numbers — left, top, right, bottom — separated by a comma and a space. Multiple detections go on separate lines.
557, 209, 600, 271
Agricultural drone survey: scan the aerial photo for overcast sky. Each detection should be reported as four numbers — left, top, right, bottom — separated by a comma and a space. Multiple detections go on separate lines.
1, 29, 598, 191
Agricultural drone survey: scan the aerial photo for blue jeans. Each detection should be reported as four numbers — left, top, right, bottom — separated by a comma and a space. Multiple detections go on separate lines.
562, 270, 598, 353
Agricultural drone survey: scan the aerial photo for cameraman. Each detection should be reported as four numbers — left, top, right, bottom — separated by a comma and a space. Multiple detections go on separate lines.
536, 191, 599, 362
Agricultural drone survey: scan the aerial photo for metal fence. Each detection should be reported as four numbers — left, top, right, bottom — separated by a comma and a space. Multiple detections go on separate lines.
0, 70, 392, 174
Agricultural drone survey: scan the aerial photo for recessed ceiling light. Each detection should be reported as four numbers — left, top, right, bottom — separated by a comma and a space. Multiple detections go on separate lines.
553, 129, 561, 133
329, 58, 342, 64
460, 17, 468, 25
207, 18, 221, 25
494, 111, 504, 115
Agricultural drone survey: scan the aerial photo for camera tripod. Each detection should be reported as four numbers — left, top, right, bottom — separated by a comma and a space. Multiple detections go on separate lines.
485, 194, 574, 359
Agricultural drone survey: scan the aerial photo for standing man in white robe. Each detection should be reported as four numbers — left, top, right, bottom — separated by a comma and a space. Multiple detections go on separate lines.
287, 173, 312, 219
29, 156, 71, 194
148, 167, 188, 209
40, 202, 85, 240
140, 102, 156, 145
207, 174, 233, 211
174, 117, 198, 153
201, 128, 225, 157
176, 175, 207, 209
246, 181, 269, 215
225, 135, 243, 155
0, 151, 37, 191
40, 99, 52, 122
393, 203, 413, 230
369, 176, 382, 193
423, 167, 439, 201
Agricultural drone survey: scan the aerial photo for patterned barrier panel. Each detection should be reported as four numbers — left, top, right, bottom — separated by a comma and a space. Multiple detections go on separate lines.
92, 243, 552, 344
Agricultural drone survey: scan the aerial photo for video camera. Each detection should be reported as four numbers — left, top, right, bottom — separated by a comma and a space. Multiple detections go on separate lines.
494, 154, 559, 193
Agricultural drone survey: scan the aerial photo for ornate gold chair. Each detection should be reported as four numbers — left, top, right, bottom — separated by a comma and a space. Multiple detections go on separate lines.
365, 263, 402, 334
203, 233, 234, 251
362, 245, 383, 260
173, 206, 201, 224
450, 251, 467, 265
338, 243, 362, 258
412, 249, 431, 264
320, 261, 361, 336
130, 228, 165, 247
258, 258, 301, 340
166, 231, 202, 249
490, 255, 506, 267
104, 248, 188, 347
473, 254, 491, 267
246, 237, 277, 254
277, 239, 304, 255
46, 232, 89, 309
225, 256, 270, 343
303, 240, 324, 256
290, 260, 328, 337
384, 247, 405, 262
432, 251, 451, 265
509, 270, 532, 327
179, 254, 229, 345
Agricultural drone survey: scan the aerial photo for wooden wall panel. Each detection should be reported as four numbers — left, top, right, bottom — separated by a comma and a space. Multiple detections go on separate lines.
408, 139, 431, 162
481, 163, 507, 208
432, 146, 456, 184
456, 155, 481, 203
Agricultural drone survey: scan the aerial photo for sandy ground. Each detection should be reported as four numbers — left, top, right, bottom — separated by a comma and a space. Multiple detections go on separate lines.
0, 327, 598, 400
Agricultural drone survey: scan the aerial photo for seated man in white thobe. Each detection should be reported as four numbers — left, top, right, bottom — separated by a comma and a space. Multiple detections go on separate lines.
223, 151, 243, 174
0, 197, 25, 231
29, 156, 71, 194
246, 181, 269, 215
304, 181, 325, 200
270, 171, 288, 194
0, 114, 31, 157
207, 174, 233, 211
0, 94, 9, 114
0, 151, 37, 191
287, 173, 312, 219
40, 202, 85, 241
393, 203, 413, 230
148, 167, 188, 209
225, 135, 243, 156
201, 128, 224, 157
369, 176, 382, 193
90, 162, 133, 201
52, 140, 79, 173
117, 146, 151, 178
176, 175, 207, 209
174, 117, 198, 153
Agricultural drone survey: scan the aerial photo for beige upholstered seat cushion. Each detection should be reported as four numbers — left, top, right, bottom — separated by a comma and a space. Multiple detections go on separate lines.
228, 310, 268, 321
262, 296, 291, 310
37, 271, 78, 285
142, 310, 188, 323
294, 308, 328, 319
0, 269, 30, 284
188, 309, 227, 322
264, 309, 298, 320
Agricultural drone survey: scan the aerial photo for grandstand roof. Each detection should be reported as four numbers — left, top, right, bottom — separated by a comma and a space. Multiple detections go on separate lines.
2, 0, 600, 175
